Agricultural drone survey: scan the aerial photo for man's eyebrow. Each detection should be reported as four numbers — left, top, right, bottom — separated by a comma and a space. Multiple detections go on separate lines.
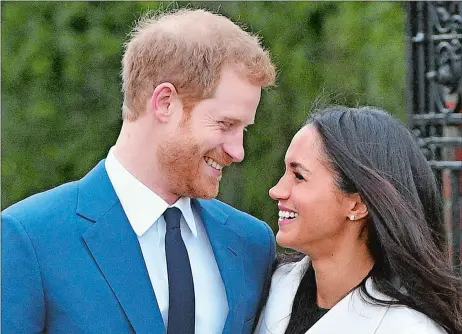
289, 161, 310, 173
222, 117, 240, 123
222, 117, 254, 126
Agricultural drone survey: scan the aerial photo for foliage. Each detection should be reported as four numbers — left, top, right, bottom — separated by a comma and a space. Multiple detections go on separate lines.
1, 2, 406, 232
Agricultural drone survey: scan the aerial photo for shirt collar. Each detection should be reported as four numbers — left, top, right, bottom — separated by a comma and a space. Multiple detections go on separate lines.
170, 197, 197, 236
105, 147, 198, 237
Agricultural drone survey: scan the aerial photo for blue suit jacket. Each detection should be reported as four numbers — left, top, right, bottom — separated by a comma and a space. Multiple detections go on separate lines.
2, 160, 276, 334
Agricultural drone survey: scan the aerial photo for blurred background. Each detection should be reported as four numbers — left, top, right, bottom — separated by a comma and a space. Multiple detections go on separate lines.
1, 1, 406, 232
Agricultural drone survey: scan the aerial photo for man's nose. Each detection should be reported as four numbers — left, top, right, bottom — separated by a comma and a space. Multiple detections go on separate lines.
222, 132, 245, 163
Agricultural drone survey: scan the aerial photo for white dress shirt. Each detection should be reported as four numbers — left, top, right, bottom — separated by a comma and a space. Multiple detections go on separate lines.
105, 148, 228, 333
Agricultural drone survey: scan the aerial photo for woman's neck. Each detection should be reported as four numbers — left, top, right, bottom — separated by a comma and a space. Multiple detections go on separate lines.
310, 240, 374, 309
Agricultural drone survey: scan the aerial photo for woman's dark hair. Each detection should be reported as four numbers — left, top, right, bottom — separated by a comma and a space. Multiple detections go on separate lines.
257, 106, 462, 334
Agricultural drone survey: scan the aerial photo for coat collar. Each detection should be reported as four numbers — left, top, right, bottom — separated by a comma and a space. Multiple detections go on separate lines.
257, 257, 392, 334
256, 256, 309, 333
309, 279, 391, 334
76, 160, 118, 222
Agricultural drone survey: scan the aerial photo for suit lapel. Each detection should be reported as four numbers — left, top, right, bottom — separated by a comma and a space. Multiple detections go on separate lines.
308, 279, 390, 334
193, 199, 245, 334
77, 161, 165, 334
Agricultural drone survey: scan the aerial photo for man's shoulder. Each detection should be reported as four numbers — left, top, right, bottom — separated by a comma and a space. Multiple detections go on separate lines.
197, 198, 276, 265
2, 160, 107, 226
203, 198, 256, 216
196, 198, 274, 241
2, 180, 79, 227
198, 198, 268, 227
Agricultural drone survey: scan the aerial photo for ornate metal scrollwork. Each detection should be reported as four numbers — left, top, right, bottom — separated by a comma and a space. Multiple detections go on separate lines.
433, 1, 462, 34
427, 2, 462, 114
407, 2, 462, 272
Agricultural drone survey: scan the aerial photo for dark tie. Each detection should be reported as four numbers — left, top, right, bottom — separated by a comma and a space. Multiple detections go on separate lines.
164, 207, 195, 334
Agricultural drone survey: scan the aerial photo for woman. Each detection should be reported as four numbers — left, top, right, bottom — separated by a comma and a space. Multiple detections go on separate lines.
255, 106, 462, 334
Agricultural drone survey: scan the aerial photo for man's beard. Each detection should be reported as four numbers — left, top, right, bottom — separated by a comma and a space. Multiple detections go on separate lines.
157, 127, 232, 199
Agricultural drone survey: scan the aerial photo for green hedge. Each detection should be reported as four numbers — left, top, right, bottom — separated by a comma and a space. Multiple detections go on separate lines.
1, 2, 405, 232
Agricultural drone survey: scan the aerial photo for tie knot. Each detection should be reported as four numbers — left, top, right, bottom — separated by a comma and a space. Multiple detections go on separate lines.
164, 207, 182, 230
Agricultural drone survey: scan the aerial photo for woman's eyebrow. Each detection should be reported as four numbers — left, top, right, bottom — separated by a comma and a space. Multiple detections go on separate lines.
289, 161, 310, 173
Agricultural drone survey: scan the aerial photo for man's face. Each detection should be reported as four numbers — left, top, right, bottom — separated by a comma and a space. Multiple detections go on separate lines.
158, 68, 262, 199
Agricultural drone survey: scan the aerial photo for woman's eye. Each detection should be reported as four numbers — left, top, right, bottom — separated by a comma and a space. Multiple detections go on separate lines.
294, 172, 304, 180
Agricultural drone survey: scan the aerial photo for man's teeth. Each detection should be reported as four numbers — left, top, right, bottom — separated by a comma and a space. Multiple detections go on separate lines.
278, 210, 298, 220
205, 157, 223, 170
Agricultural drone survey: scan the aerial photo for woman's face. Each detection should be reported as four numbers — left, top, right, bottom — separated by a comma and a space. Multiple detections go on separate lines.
269, 125, 360, 255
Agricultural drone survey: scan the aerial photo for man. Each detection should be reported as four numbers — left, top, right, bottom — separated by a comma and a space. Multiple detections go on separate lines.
2, 9, 276, 334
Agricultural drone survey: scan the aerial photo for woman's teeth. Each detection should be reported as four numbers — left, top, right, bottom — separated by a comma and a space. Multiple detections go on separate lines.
278, 210, 298, 220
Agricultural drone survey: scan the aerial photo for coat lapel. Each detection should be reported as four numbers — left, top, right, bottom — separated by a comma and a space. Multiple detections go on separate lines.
256, 257, 308, 334
77, 161, 165, 334
308, 279, 391, 334
193, 199, 245, 334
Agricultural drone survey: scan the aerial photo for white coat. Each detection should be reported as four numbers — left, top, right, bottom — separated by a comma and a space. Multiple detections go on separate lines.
255, 257, 446, 334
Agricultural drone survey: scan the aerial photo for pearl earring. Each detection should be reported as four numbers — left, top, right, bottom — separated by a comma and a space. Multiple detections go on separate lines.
349, 215, 356, 221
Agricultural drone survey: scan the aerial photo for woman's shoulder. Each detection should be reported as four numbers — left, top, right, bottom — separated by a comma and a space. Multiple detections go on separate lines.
378, 298, 447, 334
362, 280, 446, 334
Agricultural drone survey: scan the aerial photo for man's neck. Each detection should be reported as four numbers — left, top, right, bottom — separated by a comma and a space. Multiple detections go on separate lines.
113, 127, 179, 205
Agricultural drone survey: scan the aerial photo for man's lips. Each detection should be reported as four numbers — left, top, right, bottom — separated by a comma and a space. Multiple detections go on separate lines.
204, 157, 224, 171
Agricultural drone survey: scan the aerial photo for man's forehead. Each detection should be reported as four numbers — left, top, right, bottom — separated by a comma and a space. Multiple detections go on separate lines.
207, 102, 256, 124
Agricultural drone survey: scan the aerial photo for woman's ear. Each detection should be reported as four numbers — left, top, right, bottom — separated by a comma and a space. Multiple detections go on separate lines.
346, 193, 368, 221
149, 82, 179, 123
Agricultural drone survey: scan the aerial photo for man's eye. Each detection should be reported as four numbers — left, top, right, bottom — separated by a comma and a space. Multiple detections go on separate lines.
294, 172, 304, 180
219, 121, 232, 129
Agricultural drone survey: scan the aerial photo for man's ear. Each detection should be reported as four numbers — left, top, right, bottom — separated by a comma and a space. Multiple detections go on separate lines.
346, 193, 368, 221
150, 83, 179, 123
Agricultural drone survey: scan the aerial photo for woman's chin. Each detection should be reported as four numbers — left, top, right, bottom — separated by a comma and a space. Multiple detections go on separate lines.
276, 230, 295, 250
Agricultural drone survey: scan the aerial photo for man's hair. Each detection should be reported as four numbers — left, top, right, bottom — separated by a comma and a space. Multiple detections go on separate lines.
121, 8, 276, 120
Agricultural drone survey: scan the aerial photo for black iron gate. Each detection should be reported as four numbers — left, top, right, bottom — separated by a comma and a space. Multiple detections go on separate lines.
406, 1, 461, 274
